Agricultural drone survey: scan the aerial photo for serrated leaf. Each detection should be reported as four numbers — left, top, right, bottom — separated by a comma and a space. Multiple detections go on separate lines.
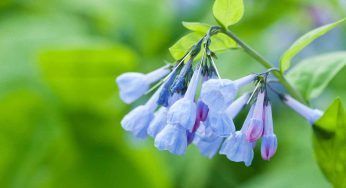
313, 98, 346, 188
213, 0, 244, 28
280, 18, 345, 73
286, 52, 346, 100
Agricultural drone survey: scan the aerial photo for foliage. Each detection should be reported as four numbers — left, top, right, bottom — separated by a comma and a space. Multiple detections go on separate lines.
313, 99, 346, 188
213, 0, 244, 28
280, 19, 345, 73
287, 52, 346, 100
0, 0, 346, 188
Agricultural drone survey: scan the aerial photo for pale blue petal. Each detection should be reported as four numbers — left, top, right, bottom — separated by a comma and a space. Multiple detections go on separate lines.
116, 73, 149, 104
195, 122, 218, 142
200, 79, 238, 111
205, 111, 235, 137
220, 131, 254, 166
167, 98, 197, 131
121, 105, 154, 139
154, 124, 187, 155
283, 95, 323, 124
147, 107, 168, 138
194, 136, 223, 158
226, 93, 250, 119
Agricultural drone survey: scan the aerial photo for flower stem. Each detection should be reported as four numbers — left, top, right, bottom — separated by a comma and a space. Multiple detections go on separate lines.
220, 29, 306, 104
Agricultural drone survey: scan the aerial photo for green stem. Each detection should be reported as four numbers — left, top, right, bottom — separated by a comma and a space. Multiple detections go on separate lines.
220, 28, 306, 104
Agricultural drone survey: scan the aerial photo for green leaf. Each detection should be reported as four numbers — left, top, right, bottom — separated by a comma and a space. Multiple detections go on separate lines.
286, 52, 346, 100
209, 33, 237, 52
313, 98, 346, 188
169, 23, 238, 60
169, 32, 204, 60
182, 22, 210, 33
213, 0, 244, 28
280, 18, 345, 73
182, 22, 238, 52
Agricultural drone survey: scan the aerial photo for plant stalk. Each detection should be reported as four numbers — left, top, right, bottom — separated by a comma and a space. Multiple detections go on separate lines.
220, 28, 306, 104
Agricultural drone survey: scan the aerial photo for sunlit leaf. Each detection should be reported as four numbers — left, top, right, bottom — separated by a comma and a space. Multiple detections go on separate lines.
209, 33, 237, 52
286, 52, 346, 100
182, 22, 210, 33
169, 25, 237, 60
169, 32, 203, 60
313, 98, 346, 188
213, 0, 244, 28
280, 18, 345, 73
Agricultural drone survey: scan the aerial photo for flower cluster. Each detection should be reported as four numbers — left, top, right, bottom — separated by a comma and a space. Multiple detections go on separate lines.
116, 41, 323, 166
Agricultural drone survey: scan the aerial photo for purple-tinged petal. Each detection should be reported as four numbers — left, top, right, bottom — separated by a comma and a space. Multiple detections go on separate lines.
197, 101, 209, 122
261, 134, 278, 160
245, 91, 265, 142
240, 104, 256, 132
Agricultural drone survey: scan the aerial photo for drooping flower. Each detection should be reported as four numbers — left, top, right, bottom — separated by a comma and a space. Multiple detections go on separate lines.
116, 66, 170, 104
245, 91, 265, 142
154, 65, 202, 155
155, 124, 187, 155
166, 65, 202, 131
120, 87, 161, 138
261, 102, 277, 160
200, 74, 256, 111
220, 105, 256, 166
281, 95, 323, 124
219, 131, 254, 166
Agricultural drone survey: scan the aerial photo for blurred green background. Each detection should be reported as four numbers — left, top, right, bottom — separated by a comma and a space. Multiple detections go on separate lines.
0, 0, 345, 187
